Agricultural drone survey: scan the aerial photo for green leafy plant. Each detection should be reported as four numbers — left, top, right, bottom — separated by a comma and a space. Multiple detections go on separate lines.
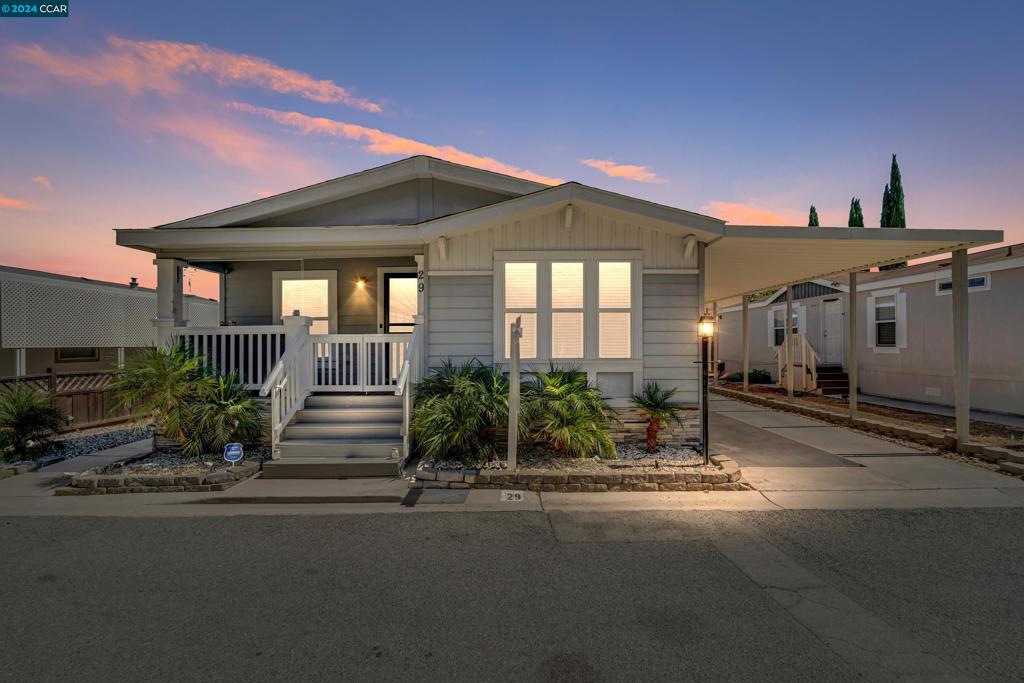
411, 360, 509, 466
630, 382, 686, 453
725, 368, 773, 384
0, 385, 66, 462
110, 343, 212, 442
180, 373, 264, 457
522, 365, 616, 458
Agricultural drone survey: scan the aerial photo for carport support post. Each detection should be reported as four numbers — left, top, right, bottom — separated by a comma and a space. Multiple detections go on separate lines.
741, 295, 750, 392
952, 249, 970, 447
848, 271, 858, 420
712, 301, 719, 383
785, 285, 794, 401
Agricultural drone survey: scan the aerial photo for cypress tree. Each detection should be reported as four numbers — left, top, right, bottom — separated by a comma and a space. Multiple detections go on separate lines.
808, 205, 820, 227
848, 197, 864, 227
880, 154, 907, 269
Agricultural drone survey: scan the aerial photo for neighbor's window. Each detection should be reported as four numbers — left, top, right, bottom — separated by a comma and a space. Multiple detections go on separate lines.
772, 309, 798, 347
936, 275, 988, 294
874, 295, 897, 347
56, 347, 99, 362
551, 262, 584, 358
599, 262, 631, 358
504, 262, 537, 359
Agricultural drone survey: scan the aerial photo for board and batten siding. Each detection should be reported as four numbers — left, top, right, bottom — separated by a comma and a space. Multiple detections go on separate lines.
427, 206, 698, 271
426, 275, 494, 369
642, 273, 699, 404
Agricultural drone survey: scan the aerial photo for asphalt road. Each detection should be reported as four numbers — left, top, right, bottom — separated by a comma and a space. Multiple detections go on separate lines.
1, 509, 1021, 682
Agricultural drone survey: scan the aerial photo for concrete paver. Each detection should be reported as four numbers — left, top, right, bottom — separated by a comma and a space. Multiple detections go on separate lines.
712, 412, 857, 468
845, 455, 1024, 489
717, 410, 830, 429
762, 487, 1024, 510
743, 466, 905, 491
764, 426, 926, 455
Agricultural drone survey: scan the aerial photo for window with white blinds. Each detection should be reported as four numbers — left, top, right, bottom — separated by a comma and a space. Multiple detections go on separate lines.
598, 262, 631, 358
498, 255, 638, 362
273, 270, 337, 334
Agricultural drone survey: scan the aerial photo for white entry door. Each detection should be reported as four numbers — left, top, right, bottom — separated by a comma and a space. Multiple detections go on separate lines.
822, 299, 843, 364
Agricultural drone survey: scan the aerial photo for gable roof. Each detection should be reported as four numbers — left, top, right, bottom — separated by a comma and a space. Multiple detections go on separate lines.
157, 156, 548, 229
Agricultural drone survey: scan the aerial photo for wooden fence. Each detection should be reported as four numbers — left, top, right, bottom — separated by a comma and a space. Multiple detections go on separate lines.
0, 370, 130, 431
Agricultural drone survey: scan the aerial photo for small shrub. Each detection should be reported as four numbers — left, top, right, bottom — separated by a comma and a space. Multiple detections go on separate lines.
0, 385, 66, 462
411, 360, 509, 466
522, 366, 616, 458
725, 369, 773, 384
630, 382, 686, 453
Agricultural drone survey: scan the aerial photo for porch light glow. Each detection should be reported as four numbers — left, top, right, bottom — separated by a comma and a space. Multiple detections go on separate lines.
698, 313, 715, 339
355, 276, 368, 289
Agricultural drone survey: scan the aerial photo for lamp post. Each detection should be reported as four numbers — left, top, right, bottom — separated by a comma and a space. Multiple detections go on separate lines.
697, 311, 715, 465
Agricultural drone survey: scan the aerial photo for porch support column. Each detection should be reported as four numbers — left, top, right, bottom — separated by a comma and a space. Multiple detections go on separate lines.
414, 254, 427, 381
152, 258, 187, 346
848, 271, 858, 420
952, 249, 970, 447
14, 348, 27, 377
116, 347, 126, 370
786, 285, 794, 400
711, 301, 719, 383
218, 272, 228, 325
741, 294, 750, 392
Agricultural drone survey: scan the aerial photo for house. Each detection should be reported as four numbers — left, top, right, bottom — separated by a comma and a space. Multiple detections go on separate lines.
114, 155, 1002, 476
716, 244, 1024, 416
0, 265, 219, 377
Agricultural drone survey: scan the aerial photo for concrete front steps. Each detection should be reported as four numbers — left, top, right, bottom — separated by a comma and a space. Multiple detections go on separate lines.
262, 393, 403, 479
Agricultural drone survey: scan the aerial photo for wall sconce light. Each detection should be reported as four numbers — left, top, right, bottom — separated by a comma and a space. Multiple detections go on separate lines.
356, 276, 368, 289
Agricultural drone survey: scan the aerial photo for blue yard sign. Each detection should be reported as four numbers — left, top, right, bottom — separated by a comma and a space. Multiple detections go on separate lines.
223, 443, 244, 463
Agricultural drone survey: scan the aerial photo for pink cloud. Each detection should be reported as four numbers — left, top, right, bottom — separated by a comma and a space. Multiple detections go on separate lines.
5, 37, 381, 112
232, 102, 565, 185
581, 159, 667, 184
32, 176, 53, 191
0, 194, 44, 212
701, 201, 795, 225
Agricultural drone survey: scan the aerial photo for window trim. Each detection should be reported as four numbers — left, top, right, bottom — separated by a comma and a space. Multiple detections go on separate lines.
56, 347, 100, 363
272, 270, 338, 333
493, 250, 643, 363
935, 273, 990, 296
375, 266, 418, 332
768, 303, 805, 348
866, 287, 907, 354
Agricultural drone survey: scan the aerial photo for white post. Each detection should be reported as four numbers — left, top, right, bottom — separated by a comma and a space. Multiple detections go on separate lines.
14, 348, 27, 377
116, 347, 126, 370
218, 272, 228, 325
952, 249, 970, 447
414, 254, 427, 379
507, 317, 522, 470
786, 285, 794, 400
711, 301, 719, 383
741, 294, 750, 392
848, 271, 858, 420
152, 258, 187, 345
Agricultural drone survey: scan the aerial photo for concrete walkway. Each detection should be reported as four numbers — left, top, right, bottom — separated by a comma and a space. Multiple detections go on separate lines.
858, 393, 1024, 429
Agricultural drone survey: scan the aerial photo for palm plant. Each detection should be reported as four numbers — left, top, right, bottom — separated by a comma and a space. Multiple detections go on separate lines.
109, 343, 212, 443
630, 382, 686, 453
0, 385, 66, 461
181, 373, 264, 456
522, 365, 616, 458
411, 360, 509, 466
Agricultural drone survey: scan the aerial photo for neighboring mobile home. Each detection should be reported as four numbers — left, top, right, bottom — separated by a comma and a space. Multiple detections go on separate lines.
114, 156, 1001, 475
0, 265, 219, 377
716, 244, 1024, 416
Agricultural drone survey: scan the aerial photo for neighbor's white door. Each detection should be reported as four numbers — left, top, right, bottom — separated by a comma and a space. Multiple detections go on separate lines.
822, 299, 843, 364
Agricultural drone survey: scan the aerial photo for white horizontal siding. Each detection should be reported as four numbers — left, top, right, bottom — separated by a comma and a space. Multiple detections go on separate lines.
428, 206, 698, 271
642, 273, 699, 403
427, 275, 493, 368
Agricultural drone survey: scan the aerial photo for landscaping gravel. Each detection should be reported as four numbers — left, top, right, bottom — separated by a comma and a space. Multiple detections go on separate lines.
107, 445, 272, 477
40, 425, 155, 462
615, 442, 703, 464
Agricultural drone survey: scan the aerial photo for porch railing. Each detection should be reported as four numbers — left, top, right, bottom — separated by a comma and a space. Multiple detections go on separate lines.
774, 333, 820, 392
260, 333, 314, 453
394, 321, 422, 460
172, 326, 287, 390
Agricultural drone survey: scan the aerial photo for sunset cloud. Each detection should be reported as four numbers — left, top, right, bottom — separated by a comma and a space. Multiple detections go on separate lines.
0, 194, 44, 212
232, 102, 565, 185
581, 159, 667, 184
32, 176, 53, 190
6, 36, 381, 112
701, 201, 795, 225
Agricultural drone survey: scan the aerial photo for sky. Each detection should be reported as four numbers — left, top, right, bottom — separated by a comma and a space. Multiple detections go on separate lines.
1, 0, 1022, 299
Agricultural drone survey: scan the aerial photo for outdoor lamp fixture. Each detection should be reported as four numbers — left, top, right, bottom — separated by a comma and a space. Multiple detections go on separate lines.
698, 310, 715, 465
355, 276, 368, 289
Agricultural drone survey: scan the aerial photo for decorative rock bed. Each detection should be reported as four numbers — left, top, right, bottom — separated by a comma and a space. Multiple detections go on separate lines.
411, 454, 746, 492
53, 447, 269, 496
0, 426, 155, 481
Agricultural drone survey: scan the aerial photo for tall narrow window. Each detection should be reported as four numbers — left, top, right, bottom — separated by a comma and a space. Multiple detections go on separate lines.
772, 308, 798, 346
598, 262, 631, 358
551, 262, 584, 358
874, 295, 896, 347
504, 262, 537, 358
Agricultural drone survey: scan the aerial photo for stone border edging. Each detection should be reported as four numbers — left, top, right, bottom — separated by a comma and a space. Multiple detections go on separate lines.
53, 461, 262, 496
411, 455, 746, 492
0, 457, 63, 481
711, 386, 1024, 475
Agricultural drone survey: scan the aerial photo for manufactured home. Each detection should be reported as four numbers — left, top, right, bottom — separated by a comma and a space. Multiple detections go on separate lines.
114, 156, 1002, 476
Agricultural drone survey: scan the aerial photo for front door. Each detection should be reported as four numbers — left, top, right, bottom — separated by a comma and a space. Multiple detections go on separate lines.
382, 273, 418, 333
822, 298, 843, 364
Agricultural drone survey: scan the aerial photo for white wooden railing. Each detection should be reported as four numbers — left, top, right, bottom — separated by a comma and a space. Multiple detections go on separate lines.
310, 334, 409, 391
260, 333, 314, 452
172, 326, 287, 389
394, 322, 422, 459
774, 333, 820, 392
